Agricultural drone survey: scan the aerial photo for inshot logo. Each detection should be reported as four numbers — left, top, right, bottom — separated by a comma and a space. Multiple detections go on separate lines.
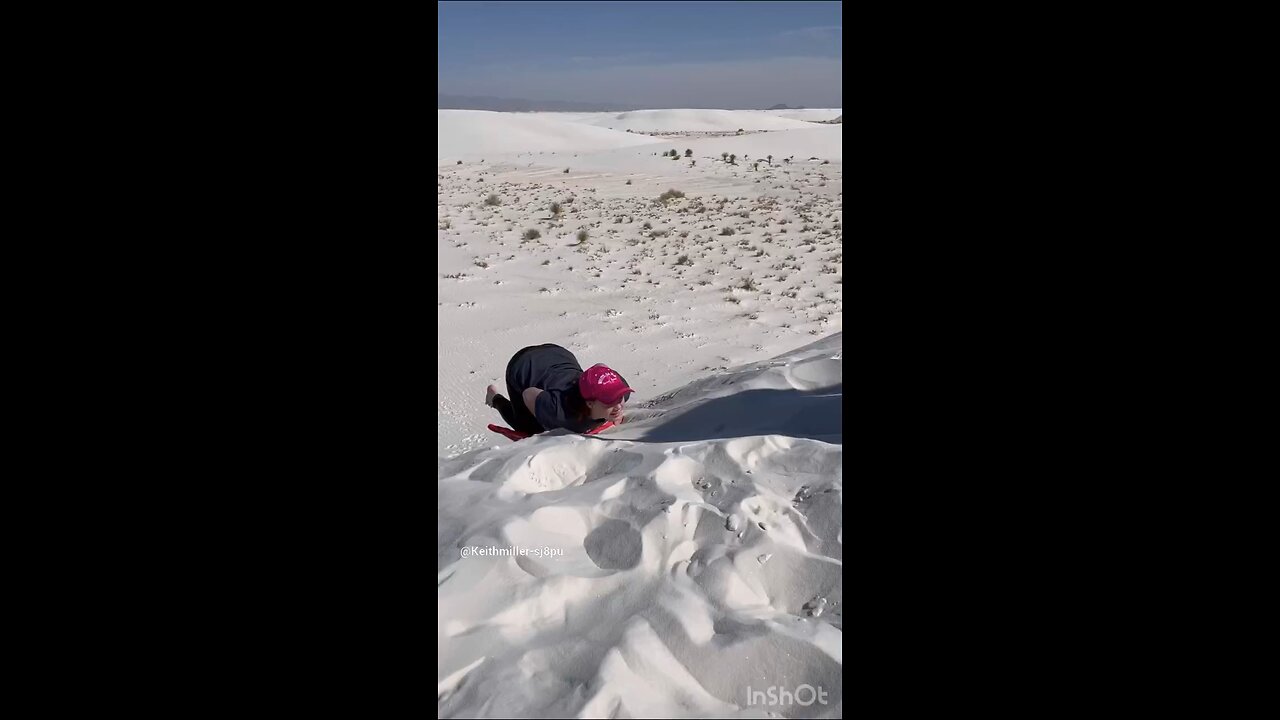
746, 684, 829, 707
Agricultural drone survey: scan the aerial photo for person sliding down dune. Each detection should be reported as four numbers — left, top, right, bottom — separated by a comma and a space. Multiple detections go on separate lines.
485, 344, 633, 437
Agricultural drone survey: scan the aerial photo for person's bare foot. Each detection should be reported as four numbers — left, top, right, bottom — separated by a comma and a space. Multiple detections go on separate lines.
484, 384, 498, 407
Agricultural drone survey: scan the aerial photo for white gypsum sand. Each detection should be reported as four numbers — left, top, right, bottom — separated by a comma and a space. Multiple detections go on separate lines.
535, 108, 830, 132
438, 108, 841, 718
438, 109, 841, 457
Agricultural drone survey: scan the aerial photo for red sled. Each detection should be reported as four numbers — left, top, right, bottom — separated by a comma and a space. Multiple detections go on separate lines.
487, 421, 615, 442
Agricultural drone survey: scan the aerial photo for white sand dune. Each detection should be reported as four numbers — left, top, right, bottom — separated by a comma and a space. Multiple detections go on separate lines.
542, 109, 820, 132
439, 110, 660, 162
533, 108, 842, 130
652, 126, 842, 164
758, 108, 843, 123
476, 124, 841, 178
437, 111, 840, 458
438, 106, 841, 717
438, 111, 840, 168
438, 335, 842, 718
609, 333, 842, 445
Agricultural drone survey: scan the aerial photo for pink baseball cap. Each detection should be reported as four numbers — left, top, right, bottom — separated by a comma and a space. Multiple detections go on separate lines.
579, 364, 633, 405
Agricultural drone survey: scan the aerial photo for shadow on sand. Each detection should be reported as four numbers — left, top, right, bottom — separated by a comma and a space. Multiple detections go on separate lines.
611, 385, 842, 445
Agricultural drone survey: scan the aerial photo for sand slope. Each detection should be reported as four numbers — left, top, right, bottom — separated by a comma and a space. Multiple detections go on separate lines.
552, 109, 820, 132
439, 110, 660, 162
437, 110, 841, 458
610, 333, 842, 445
758, 109, 843, 123
438, 334, 842, 718
653, 126, 842, 163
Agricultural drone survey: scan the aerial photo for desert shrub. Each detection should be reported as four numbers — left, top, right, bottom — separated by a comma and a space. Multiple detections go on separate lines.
524, 229, 541, 240
626, 179, 632, 185
719, 227, 735, 236
721, 152, 729, 160
675, 255, 692, 266
577, 230, 589, 243
550, 202, 563, 216
729, 154, 736, 164
474, 260, 488, 268
642, 221, 652, 230
684, 149, 692, 157
457, 160, 462, 164
485, 194, 501, 206
563, 168, 570, 173
658, 189, 685, 203
541, 259, 551, 265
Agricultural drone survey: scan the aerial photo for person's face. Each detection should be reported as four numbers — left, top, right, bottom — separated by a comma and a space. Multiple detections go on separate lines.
587, 397, 626, 422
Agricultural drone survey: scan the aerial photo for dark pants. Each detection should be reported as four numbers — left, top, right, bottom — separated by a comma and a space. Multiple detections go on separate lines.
493, 346, 546, 434
491, 394, 543, 434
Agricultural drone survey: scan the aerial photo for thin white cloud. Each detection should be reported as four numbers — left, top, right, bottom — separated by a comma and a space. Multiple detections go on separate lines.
777, 25, 841, 39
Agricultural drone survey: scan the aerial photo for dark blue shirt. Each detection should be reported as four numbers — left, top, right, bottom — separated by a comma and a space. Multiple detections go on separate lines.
505, 344, 629, 434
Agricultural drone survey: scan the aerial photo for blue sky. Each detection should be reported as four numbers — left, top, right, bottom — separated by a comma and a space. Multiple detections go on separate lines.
438, 1, 842, 109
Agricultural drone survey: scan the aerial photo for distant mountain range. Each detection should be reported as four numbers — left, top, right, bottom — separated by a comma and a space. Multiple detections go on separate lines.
767, 104, 806, 110
438, 94, 641, 112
